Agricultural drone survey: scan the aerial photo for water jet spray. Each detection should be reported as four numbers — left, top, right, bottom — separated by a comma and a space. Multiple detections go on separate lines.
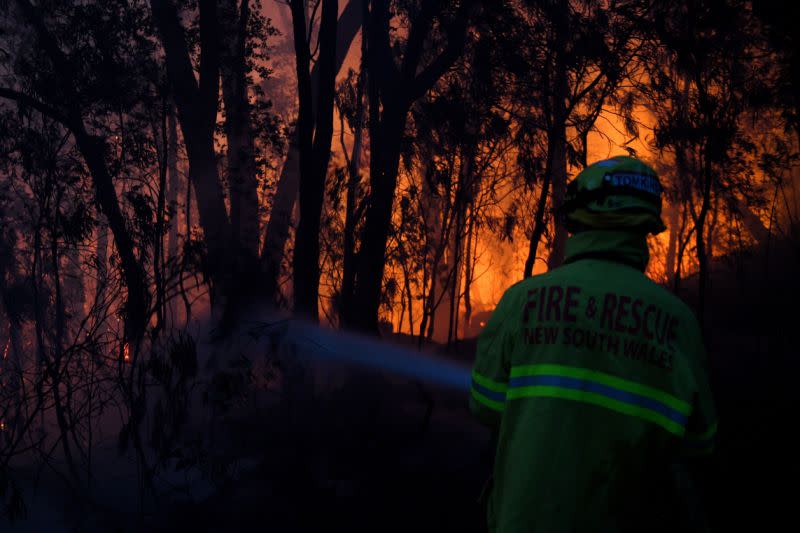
251, 319, 473, 392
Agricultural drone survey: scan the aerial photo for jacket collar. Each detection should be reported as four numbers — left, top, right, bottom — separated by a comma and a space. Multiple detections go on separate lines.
562, 230, 650, 272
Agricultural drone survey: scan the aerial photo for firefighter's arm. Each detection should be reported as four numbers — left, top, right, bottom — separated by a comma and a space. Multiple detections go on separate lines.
469, 289, 515, 428
671, 319, 718, 531
683, 320, 718, 457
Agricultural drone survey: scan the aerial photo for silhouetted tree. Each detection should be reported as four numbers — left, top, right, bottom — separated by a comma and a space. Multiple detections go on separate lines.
515, 0, 644, 274
343, 0, 478, 333
290, 0, 339, 320
643, 0, 768, 325
1, 0, 154, 342
261, 0, 365, 303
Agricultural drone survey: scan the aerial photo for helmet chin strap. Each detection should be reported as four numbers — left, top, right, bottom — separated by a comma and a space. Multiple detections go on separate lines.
566, 209, 666, 235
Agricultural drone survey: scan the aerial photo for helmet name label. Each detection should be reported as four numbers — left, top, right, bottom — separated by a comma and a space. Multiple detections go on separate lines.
604, 172, 663, 196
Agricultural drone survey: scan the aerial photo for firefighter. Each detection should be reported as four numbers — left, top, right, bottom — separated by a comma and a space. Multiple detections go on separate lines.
470, 156, 716, 533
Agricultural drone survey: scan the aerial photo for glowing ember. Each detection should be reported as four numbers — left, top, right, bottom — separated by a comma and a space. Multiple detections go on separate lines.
123, 343, 130, 362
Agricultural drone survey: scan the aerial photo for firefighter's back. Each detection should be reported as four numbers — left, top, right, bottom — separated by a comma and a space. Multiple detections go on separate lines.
472, 251, 714, 532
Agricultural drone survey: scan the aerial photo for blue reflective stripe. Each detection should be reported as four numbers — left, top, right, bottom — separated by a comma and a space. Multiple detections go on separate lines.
472, 380, 506, 403
508, 375, 688, 426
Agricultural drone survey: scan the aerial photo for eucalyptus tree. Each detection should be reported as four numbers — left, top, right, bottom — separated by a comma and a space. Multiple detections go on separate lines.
288, 0, 339, 320
643, 0, 768, 325
342, 0, 480, 333
511, 0, 647, 274
260, 0, 366, 304
150, 0, 280, 325
0, 0, 165, 342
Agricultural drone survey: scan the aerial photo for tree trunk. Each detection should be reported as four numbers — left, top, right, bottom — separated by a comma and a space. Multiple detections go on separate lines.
151, 0, 234, 314
735, 197, 770, 244
180, 174, 194, 324
545, 143, 567, 268
706, 191, 720, 262
167, 104, 180, 261
339, 24, 367, 324
462, 202, 476, 337
545, 22, 569, 271
221, 0, 260, 261
579, 128, 589, 169
215, 0, 265, 330
166, 103, 180, 325
261, 0, 365, 302
403, 258, 414, 335
446, 141, 475, 346
349, 103, 407, 332
424, 184, 459, 343
95, 218, 109, 303
291, 0, 339, 319
695, 152, 714, 329
415, 160, 439, 344
665, 200, 679, 285
180, 132, 233, 303
153, 95, 169, 337
446, 206, 465, 346
524, 9, 568, 277
422, 162, 462, 343
75, 131, 150, 341
0, 226, 23, 432
524, 143, 553, 278
673, 203, 693, 294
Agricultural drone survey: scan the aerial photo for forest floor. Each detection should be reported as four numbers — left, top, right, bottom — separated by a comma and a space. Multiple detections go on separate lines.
3, 328, 494, 533
3, 321, 794, 533
4, 241, 797, 532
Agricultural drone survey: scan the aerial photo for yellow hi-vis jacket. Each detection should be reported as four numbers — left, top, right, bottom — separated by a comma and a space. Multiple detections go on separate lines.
470, 230, 717, 533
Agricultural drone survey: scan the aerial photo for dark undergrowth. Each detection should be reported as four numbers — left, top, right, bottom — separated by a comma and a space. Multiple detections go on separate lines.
151, 367, 493, 533
122, 240, 800, 532
5, 241, 796, 533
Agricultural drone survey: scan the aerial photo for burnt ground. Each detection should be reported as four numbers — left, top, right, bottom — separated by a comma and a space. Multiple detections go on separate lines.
5, 240, 797, 533
153, 367, 494, 533
144, 240, 800, 532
